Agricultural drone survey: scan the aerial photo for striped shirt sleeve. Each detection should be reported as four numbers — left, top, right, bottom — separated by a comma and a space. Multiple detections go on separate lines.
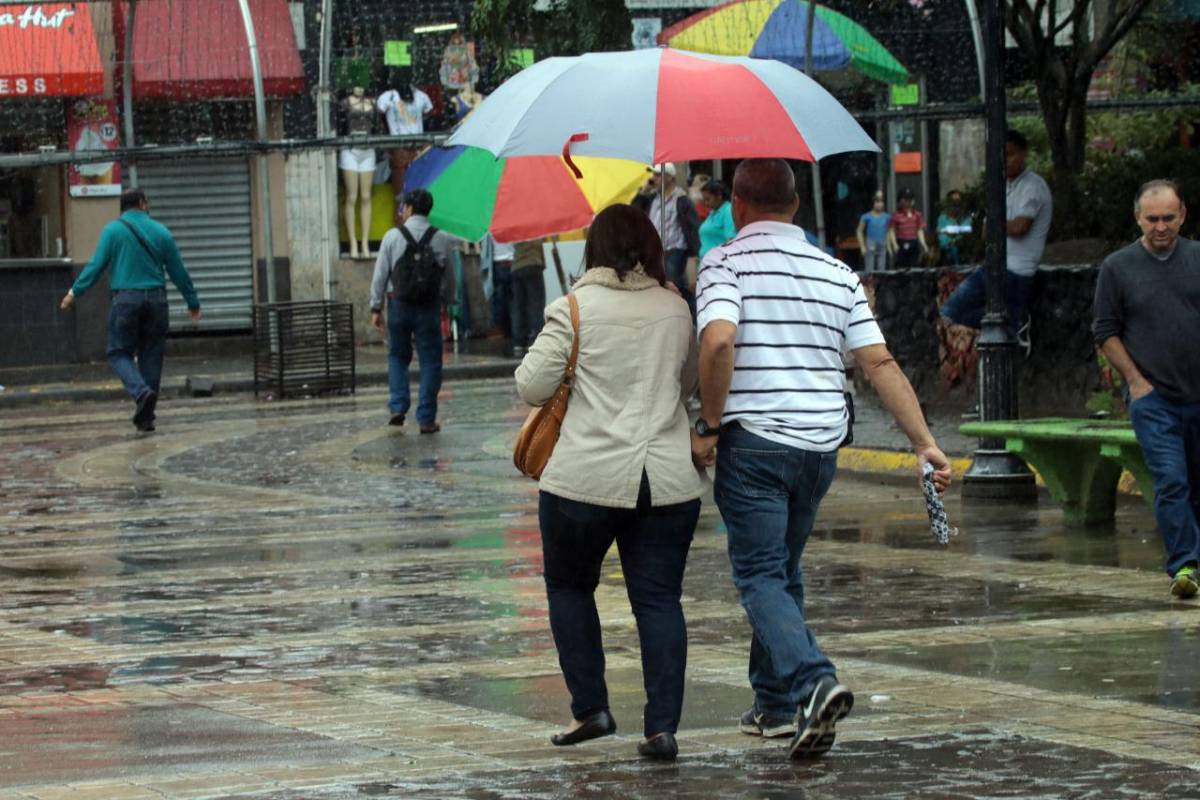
696, 249, 742, 332
844, 278, 885, 350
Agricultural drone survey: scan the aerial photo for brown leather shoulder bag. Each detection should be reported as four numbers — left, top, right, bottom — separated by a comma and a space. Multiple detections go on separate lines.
513, 293, 580, 480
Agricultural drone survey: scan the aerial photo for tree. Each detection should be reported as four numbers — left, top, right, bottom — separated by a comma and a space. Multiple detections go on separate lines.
471, 0, 631, 86
1004, 0, 1154, 187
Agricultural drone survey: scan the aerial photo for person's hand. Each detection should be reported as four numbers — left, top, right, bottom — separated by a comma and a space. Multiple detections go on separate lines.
691, 429, 717, 468
188, 307, 203, 324
1129, 379, 1154, 402
664, 281, 681, 297
59, 291, 74, 311
370, 311, 385, 334
916, 444, 952, 495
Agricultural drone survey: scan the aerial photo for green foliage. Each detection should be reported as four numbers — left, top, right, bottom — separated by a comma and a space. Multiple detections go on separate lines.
470, 0, 537, 84
960, 88, 1200, 245
1088, 353, 1127, 419
538, 0, 632, 56
471, 0, 631, 85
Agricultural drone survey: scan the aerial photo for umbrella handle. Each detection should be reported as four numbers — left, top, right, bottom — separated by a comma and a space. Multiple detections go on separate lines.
562, 133, 589, 179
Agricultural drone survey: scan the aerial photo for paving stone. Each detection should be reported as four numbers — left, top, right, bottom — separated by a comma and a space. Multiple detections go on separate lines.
0, 381, 1195, 795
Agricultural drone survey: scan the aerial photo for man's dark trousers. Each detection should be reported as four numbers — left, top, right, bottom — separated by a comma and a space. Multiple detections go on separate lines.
387, 296, 443, 425
665, 248, 694, 316
1129, 391, 1200, 575
106, 287, 170, 402
510, 267, 546, 347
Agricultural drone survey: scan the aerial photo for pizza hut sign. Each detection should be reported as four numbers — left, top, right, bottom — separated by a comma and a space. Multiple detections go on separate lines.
0, 4, 91, 97
0, 4, 75, 29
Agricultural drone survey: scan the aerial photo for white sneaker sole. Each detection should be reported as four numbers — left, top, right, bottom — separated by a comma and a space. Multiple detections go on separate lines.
789, 686, 854, 759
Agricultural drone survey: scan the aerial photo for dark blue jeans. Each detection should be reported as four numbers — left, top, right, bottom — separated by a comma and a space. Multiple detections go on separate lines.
386, 297, 443, 424
509, 267, 546, 347
1129, 390, 1200, 576
714, 423, 839, 717
940, 266, 1034, 334
539, 474, 699, 737
665, 248, 694, 317
490, 260, 513, 336
106, 288, 170, 402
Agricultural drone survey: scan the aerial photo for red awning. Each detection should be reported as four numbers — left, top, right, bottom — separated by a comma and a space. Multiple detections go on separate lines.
0, 2, 104, 97
116, 0, 305, 100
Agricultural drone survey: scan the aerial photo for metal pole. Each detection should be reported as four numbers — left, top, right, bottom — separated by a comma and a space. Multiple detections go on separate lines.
804, 0, 825, 248
964, 0, 987, 101
317, 0, 335, 300
962, 0, 1035, 498
122, 0, 138, 188
238, 0, 277, 304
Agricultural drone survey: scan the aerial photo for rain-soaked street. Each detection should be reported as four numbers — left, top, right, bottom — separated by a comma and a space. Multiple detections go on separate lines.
2, 378, 1198, 798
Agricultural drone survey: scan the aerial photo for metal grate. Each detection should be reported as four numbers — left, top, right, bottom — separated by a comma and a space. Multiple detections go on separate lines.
253, 301, 355, 399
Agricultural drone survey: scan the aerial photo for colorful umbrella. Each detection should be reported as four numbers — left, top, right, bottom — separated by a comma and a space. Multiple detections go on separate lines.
446, 48, 878, 165
658, 0, 909, 85
404, 145, 648, 243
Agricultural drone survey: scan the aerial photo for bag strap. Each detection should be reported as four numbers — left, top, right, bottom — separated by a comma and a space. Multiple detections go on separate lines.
564, 293, 580, 381
119, 218, 164, 267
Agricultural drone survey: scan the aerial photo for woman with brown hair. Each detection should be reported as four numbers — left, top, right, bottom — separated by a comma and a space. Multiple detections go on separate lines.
515, 204, 703, 761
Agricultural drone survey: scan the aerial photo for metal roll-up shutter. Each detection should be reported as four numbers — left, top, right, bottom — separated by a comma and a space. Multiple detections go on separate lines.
133, 159, 254, 331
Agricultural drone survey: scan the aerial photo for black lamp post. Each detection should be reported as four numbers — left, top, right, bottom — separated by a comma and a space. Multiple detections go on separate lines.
962, 0, 1036, 498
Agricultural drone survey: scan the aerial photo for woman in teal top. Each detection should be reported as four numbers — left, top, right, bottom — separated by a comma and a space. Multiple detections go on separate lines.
698, 179, 737, 258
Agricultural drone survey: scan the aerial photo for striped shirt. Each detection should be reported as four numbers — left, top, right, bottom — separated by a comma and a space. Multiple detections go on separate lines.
696, 220, 885, 451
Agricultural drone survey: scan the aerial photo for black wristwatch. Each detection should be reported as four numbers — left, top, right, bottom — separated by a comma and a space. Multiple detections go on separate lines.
694, 418, 720, 438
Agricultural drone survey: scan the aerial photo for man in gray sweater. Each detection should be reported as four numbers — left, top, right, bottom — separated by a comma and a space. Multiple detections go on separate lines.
368, 189, 458, 433
1093, 179, 1200, 598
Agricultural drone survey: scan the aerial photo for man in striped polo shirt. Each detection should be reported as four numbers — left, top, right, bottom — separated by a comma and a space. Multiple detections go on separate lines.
692, 159, 952, 759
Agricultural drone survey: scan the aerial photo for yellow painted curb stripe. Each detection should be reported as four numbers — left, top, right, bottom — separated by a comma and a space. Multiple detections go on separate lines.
839, 447, 1144, 497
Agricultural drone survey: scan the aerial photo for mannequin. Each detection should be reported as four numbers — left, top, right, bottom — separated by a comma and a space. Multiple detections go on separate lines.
339, 86, 376, 259
439, 33, 479, 92
377, 68, 432, 199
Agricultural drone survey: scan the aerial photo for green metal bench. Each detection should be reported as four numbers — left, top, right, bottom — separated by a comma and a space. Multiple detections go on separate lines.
959, 418, 1154, 525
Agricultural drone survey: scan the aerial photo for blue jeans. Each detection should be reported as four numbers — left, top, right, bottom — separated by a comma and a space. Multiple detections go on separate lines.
665, 248, 694, 316
863, 241, 888, 273
386, 297, 443, 424
490, 261, 512, 336
1129, 390, 1200, 576
510, 267, 546, 347
539, 473, 699, 737
714, 423, 839, 717
106, 288, 170, 401
940, 266, 1034, 334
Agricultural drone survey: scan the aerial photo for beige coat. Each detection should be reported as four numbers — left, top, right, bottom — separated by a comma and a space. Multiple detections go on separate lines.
515, 266, 704, 508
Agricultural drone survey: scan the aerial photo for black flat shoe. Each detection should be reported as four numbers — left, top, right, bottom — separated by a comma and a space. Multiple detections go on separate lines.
550, 710, 616, 746
637, 732, 678, 761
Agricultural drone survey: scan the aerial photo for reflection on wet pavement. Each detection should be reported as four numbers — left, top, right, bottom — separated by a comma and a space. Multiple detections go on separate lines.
1, 381, 1197, 797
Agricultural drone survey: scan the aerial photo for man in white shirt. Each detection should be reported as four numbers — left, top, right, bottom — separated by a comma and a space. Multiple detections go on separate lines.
377, 82, 434, 198
692, 159, 952, 760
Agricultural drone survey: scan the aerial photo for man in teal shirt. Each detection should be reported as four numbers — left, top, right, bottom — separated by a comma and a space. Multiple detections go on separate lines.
59, 190, 201, 431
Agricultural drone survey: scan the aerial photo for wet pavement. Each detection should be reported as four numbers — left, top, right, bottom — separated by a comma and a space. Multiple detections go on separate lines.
1, 379, 1197, 798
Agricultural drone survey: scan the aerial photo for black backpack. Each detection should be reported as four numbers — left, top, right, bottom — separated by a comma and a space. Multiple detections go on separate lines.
391, 226, 442, 304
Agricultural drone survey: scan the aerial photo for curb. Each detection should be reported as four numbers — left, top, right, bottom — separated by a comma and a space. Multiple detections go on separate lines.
0, 360, 520, 409
838, 445, 1144, 498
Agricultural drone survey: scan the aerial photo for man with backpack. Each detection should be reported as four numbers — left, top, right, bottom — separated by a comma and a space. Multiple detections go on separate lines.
369, 189, 457, 433
58, 189, 201, 433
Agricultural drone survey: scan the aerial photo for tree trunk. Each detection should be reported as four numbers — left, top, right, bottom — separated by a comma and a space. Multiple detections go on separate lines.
1035, 67, 1092, 236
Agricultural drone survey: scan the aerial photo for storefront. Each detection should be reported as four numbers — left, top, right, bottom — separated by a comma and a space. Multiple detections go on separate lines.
114, 0, 304, 332
0, 2, 109, 367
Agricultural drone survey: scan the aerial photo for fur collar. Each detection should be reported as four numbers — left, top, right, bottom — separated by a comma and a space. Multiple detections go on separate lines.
573, 266, 662, 291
